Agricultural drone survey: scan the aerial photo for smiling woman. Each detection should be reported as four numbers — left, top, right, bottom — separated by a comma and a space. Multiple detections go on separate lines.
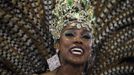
0, 0, 133, 75
40, 21, 95, 75
58, 21, 93, 65
39, 0, 95, 74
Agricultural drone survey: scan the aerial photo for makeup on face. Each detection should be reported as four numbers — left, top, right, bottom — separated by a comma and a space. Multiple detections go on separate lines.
61, 28, 92, 56
62, 28, 93, 40
58, 22, 93, 64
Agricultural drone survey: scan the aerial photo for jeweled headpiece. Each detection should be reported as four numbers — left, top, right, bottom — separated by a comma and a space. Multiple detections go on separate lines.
50, 0, 95, 39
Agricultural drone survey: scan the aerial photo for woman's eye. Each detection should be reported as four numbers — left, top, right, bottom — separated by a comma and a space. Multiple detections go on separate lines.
82, 34, 92, 39
63, 30, 75, 37
65, 33, 74, 37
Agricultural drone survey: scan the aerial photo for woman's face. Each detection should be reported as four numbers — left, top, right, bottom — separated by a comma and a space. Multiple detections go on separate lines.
57, 23, 93, 65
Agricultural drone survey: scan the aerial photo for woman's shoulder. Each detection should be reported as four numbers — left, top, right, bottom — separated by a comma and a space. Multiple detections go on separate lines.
39, 71, 56, 75
42, 72, 54, 75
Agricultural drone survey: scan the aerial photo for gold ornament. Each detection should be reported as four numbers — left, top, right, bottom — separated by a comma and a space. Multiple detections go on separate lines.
50, 0, 95, 39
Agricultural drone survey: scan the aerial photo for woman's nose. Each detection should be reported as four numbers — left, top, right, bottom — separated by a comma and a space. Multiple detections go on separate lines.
73, 36, 83, 44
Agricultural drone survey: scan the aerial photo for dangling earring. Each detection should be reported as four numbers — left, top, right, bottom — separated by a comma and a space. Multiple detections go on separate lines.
47, 49, 61, 71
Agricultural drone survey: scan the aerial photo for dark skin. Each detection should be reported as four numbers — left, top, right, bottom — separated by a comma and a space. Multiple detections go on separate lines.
40, 23, 93, 75
57, 23, 93, 75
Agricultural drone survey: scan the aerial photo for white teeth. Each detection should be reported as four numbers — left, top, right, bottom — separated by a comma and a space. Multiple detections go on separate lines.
71, 48, 83, 55
72, 51, 82, 55
71, 48, 83, 52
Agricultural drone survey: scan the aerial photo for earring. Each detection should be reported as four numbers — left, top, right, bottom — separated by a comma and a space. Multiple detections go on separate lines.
47, 49, 61, 71
56, 48, 59, 53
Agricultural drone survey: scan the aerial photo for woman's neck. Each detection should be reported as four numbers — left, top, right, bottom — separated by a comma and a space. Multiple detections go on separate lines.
56, 62, 84, 75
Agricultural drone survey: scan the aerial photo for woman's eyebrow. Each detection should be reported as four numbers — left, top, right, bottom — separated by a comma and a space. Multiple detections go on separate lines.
82, 30, 91, 33
64, 28, 78, 31
66, 27, 78, 30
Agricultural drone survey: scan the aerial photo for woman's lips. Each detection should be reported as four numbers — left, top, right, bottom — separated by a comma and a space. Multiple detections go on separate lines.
70, 47, 84, 55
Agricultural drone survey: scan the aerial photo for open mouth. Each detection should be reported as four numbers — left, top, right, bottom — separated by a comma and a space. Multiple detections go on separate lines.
70, 47, 84, 55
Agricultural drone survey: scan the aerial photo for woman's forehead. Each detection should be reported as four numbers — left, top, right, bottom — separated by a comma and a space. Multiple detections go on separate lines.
62, 23, 90, 31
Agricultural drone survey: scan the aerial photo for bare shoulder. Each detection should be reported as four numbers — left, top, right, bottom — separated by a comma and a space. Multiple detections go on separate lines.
40, 71, 56, 75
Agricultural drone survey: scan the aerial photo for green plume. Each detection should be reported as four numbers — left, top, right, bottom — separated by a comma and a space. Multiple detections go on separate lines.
67, 0, 74, 7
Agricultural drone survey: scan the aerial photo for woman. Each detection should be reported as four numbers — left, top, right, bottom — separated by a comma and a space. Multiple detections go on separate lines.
40, 0, 95, 75
41, 21, 94, 75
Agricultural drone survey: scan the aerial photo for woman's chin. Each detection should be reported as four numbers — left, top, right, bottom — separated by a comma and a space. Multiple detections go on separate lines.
64, 57, 87, 65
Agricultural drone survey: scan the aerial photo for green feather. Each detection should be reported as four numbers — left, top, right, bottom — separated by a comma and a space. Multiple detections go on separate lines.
81, 0, 88, 9
67, 0, 73, 7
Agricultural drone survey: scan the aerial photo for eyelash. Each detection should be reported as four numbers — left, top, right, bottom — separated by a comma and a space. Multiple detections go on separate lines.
64, 31, 92, 39
65, 33, 74, 37
82, 35, 91, 39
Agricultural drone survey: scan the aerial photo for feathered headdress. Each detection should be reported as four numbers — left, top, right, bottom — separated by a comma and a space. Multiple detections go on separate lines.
50, 0, 96, 39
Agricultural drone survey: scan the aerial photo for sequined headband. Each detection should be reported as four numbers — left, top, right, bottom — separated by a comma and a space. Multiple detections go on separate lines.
50, 0, 95, 39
